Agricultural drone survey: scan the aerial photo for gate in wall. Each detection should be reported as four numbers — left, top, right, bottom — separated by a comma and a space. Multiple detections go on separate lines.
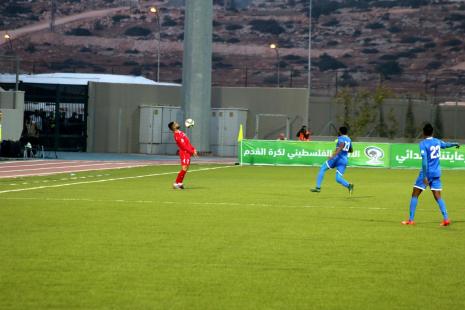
21, 83, 88, 152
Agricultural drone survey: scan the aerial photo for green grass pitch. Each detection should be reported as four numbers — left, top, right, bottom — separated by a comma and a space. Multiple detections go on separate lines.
1, 164, 465, 309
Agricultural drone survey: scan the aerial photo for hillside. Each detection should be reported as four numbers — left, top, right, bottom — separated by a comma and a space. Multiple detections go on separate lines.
1, 0, 465, 96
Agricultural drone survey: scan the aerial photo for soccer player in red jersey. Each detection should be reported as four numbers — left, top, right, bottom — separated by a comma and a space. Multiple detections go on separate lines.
168, 121, 197, 189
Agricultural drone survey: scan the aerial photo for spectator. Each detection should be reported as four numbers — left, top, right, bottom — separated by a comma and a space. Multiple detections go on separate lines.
22, 117, 39, 146
296, 125, 312, 141
30, 110, 43, 132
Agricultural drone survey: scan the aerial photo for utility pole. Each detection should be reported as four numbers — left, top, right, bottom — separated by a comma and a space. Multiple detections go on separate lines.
50, 0, 56, 32
305, 0, 312, 128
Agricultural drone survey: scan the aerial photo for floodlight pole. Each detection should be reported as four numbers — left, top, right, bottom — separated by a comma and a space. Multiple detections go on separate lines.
149, 7, 162, 82
50, 0, 57, 32
155, 13, 161, 82
182, 0, 213, 153
270, 44, 280, 87
275, 48, 280, 88
305, 0, 312, 128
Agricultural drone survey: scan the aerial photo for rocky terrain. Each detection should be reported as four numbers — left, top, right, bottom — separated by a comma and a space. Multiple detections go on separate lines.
1, 0, 465, 96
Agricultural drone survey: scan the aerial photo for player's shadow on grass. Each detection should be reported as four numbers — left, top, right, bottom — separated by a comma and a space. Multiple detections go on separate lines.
316, 195, 375, 200
180, 186, 207, 190
328, 216, 465, 227
323, 215, 400, 224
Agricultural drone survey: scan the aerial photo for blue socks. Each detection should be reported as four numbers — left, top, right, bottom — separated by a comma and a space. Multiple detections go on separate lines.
336, 173, 350, 188
409, 196, 418, 221
316, 164, 329, 188
409, 196, 449, 221
315, 164, 349, 189
437, 198, 449, 220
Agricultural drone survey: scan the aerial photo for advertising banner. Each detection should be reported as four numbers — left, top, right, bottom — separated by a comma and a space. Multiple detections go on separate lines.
240, 140, 390, 168
240, 140, 465, 170
391, 143, 465, 169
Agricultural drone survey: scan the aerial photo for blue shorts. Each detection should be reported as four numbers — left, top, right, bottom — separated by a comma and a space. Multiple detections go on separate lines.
326, 157, 347, 175
414, 171, 442, 191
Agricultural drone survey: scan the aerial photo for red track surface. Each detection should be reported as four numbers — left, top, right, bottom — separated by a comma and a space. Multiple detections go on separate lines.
0, 160, 160, 178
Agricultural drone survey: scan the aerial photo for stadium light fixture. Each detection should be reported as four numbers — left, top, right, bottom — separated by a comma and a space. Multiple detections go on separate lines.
149, 6, 161, 82
269, 43, 280, 87
4, 33, 13, 51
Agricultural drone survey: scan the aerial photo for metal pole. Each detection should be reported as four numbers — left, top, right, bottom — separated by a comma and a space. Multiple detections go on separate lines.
254, 114, 260, 139
455, 99, 458, 139
15, 56, 19, 91
50, 0, 56, 32
305, 0, 312, 127
286, 117, 290, 139
275, 48, 280, 88
13, 56, 19, 109
156, 14, 161, 82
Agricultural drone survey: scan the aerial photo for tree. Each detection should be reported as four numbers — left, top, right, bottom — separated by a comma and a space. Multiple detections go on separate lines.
336, 86, 398, 139
335, 88, 374, 139
317, 54, 347, 71
338, 70, 358, 87
404, 97, 416, 141
373, 86, 393, 138
386, 108, 399, 139
376, 61, 403, 79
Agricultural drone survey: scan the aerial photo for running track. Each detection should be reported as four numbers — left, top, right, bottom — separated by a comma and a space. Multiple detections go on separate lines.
0, 160, 161, 178
0, 158, 236, 179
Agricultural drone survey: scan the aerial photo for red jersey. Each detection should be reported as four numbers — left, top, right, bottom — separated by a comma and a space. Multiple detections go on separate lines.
174, 130, 195, 158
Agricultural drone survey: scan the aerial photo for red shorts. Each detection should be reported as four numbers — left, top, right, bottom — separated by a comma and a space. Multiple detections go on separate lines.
180, 155, 191, 166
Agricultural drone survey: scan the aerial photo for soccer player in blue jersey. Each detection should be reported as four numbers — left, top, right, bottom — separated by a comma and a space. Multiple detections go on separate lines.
311, 126, 354, 194
402, 123, 460, 226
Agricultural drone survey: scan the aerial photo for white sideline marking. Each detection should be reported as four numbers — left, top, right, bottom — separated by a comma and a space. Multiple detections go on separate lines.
0, 164, 153, 178
0, 165, 235, 194
0, 196, 390, 210
0, 161, 147, 172
0, 160, 93, 168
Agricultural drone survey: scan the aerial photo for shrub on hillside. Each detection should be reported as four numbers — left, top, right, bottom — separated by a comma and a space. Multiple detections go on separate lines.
322, 18, 339, 27
317, 54, 347, 71
66, 28, 92, 36
376, 61, 403, 79
112, 15, 130, 23
162, 16, 177, 27
366, 22, 384, 29
445, 39, 462, 46
426, 61, 442, 70
249, 19, 285, 35
124, 26, 151, 37
225, 24, 243, 31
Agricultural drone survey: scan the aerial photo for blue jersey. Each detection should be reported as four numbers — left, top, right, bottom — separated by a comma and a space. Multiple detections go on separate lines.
419, 137, 448, 178
336, 135, 352, 159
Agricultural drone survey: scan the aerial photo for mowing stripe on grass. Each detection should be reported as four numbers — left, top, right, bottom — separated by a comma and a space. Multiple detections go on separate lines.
0, 165, 236, 194
0, 196, 391, 211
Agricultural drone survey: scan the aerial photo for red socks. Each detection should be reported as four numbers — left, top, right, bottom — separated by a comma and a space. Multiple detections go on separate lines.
175, 170, 187, 184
